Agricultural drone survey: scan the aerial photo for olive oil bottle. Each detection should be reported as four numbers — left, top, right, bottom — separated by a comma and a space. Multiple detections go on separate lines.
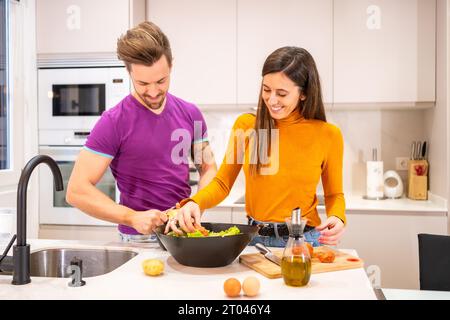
281, 255, 311, 287
281, 207, 312, 287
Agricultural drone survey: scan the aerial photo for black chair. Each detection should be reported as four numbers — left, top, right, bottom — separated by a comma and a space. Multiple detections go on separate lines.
418, 233, 450, 291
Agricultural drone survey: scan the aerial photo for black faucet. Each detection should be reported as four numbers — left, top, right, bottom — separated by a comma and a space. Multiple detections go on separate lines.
0, 155, 63, 285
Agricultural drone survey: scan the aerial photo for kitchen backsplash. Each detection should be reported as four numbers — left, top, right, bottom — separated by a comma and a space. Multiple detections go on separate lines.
201, 107, 428, 197
201, 109, 248, 195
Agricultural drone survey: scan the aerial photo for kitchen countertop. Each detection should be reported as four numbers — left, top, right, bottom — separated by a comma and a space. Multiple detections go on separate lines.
218, 191, 447, 214
0, 239, 377, 300
382, 288, 450, 300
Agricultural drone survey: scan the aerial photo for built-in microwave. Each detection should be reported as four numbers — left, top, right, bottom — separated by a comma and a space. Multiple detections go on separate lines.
38, 67, 130, 132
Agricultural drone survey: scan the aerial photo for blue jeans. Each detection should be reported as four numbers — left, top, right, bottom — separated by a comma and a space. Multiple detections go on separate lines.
249, 231, 321, 248
248, 218, 321, 248
119, 232, 158, 243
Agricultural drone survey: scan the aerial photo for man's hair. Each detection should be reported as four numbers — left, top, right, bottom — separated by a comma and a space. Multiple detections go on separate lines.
117, 21, 172, 71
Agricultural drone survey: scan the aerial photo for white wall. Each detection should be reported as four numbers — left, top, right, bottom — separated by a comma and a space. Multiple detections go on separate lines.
330, 110, 428, 196
424, 0, 448, 201
0, 0, 39, 238
447, 0, 450, 233
201, 106, 430, 198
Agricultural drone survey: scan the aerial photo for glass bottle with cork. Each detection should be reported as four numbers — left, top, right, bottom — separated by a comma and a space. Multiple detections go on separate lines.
281, 207, 312, 287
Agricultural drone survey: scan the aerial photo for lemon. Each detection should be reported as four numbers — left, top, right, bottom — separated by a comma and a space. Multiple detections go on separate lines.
166, 209, 178, 219
142, 259, 164, 276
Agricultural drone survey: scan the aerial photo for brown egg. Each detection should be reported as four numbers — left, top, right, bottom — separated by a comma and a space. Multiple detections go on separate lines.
242, 276, 260, 297
223, 278, 241, 297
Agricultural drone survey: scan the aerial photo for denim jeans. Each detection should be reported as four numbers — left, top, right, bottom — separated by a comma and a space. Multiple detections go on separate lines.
119, 232, 158, 243
249, 231, 321, 248
248, 217, 321, 248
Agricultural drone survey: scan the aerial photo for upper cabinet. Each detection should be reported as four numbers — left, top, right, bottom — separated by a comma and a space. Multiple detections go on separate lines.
35, 0, 437, 107
333, 0, 436, 105
237, 0, 333, 105
145, 0, 436, 107
147, 0, 332, 106
36, 0, 145, 55
147, 0, 237, 105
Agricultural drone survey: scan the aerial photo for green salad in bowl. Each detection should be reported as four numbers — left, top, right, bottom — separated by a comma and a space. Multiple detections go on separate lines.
167, 225, 241, 238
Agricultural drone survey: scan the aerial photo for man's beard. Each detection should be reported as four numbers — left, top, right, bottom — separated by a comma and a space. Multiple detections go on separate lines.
137, 91, 166, 110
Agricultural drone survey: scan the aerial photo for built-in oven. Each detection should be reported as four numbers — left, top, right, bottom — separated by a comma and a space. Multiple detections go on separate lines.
38, 146, 118, 226
38, 67, 129, 131
37, 66, 129, 225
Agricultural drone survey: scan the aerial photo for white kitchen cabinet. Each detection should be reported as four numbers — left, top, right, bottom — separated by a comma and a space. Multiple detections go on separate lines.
147, 0, 332, 106
147, 0, 237, 105
231, 208, 248, 225
36, 0, 145, 54
237, 0, 333, 105
333, 0, 436, 105
323, 209, 448, 289
201, 207, 232, 224
145, 0, 435, 107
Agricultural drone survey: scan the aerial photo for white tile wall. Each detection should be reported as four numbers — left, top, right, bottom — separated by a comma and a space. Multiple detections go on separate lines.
202, 108, 431, 197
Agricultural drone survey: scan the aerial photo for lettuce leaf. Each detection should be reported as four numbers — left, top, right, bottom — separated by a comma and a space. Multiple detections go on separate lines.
207, 226, 242, 237
186, 230, 206, 238
168, 226, 241, 238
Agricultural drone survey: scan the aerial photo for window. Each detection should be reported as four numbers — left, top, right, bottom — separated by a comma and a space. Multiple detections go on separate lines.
0, 0, 9, 170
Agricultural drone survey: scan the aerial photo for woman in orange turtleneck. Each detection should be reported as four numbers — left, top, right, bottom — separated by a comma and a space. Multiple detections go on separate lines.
166, 47, 346, 247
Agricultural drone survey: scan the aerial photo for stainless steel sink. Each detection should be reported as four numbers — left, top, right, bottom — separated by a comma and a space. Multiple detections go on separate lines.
0, 248, 138, 278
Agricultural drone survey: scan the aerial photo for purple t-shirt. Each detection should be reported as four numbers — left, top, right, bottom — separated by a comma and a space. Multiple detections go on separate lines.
84, 93, 208, 235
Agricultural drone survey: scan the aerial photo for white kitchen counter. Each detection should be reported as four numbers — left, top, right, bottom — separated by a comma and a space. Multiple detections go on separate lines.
382, 288, 450, 300
218, 192, 447, 214
0, 239, 377, 300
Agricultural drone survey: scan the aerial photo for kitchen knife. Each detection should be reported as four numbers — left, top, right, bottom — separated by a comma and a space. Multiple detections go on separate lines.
410, 141, 416, 160
255, 243, 281, 266
415, 141, 422, 161
421, 141, 427, 160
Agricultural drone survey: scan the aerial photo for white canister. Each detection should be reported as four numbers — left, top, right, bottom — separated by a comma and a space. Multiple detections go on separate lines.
383, 170, 404, 199
366, 161, 384, 198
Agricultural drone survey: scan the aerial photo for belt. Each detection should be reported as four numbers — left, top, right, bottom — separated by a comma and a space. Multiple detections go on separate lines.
248, 218, 315, 237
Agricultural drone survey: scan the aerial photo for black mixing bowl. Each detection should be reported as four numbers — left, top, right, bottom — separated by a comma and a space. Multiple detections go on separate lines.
154, 223, 258, 267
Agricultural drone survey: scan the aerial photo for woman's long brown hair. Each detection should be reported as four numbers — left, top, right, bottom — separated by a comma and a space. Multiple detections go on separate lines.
250, 46, 327, 175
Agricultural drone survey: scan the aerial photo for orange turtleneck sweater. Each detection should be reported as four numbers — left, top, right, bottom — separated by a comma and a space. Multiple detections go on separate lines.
185, 110, 346, 226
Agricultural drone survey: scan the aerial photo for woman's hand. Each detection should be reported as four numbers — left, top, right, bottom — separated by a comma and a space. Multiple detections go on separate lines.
315, 216, 345, 246
164, 201, 202, 235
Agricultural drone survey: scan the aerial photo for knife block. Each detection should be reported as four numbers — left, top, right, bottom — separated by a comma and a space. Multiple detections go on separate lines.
407, 160, 428, 200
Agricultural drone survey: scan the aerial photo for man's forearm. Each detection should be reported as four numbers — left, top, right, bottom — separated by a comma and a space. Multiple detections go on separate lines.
66, 183, 134, 226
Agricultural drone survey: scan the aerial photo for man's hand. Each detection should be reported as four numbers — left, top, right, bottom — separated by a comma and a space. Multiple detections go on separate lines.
315, 216, 345, 246
129, 209, 168, 235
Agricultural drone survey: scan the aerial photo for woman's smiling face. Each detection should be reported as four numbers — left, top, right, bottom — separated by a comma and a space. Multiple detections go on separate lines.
262, 72, 305, 120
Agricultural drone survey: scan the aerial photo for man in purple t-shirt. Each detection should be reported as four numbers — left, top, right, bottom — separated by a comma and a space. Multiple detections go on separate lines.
66, 22, 217, 241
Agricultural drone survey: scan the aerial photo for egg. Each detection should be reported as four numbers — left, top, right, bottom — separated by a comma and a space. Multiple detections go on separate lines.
142, 259, 164, 276
223, 278, 241, 297
242, 276, 260, 297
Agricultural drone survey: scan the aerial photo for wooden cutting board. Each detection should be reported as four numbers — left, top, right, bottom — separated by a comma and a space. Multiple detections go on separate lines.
239, 246, 364, 279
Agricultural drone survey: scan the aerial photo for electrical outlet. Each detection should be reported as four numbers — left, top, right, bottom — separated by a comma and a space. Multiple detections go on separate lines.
395, 157, 409, 171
